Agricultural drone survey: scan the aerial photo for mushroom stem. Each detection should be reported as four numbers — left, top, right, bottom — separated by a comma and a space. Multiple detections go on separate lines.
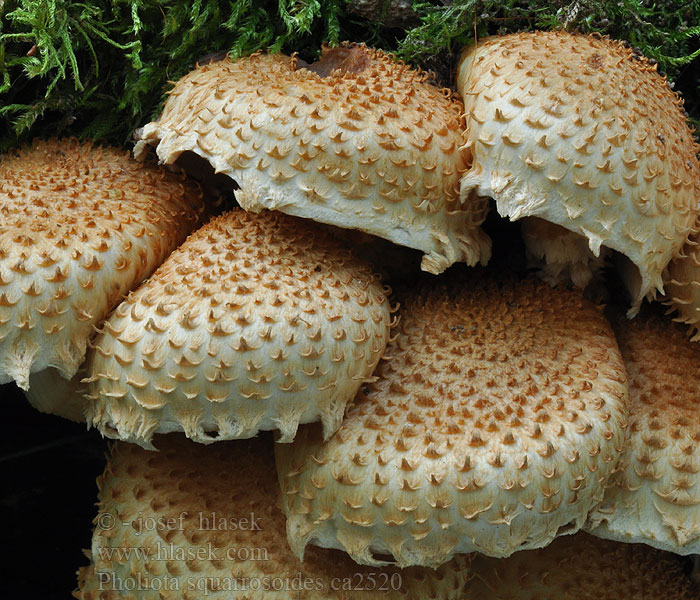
521, 217, 610, 289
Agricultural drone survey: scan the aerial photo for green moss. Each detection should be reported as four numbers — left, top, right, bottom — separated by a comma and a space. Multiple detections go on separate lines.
400, 1, 700, 67
398, 1, 700, 127
0, 0, 343, 149
0, 0, 698, 150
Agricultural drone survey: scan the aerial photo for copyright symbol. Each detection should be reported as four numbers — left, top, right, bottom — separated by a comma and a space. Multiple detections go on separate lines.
96, 512, 116, 531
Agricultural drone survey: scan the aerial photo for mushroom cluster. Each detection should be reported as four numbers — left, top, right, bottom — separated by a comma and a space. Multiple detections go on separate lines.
0, 139, 204, 392
3, 30, 700, 599
278, 277, 629, 567
76, 435, 472, 600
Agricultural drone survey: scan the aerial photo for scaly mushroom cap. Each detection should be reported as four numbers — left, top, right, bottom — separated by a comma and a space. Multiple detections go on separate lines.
84, 209, 392, 447
134, 44, 492, 274
457, 31, 700, 312
74, 435, 472, 600
664, 225, 700, 341
586, 311, 700, 554
464, 532, 699, 599
276, 276, 629, 567
0, 138, 204, 390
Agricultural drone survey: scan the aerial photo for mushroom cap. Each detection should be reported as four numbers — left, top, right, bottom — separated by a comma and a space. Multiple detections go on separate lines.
276, 276, 629, 567
586, 311, 700, 554
457, 31, 700, 312
463, 532, 699, 599
74, 434, 472, 600
664, 225, 700, 341
134, 44, 492, 275
84, 209, 392, 447
0, 138, 204, 390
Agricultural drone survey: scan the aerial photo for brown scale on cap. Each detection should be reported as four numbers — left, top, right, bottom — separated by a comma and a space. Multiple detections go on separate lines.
84, 209, 392, 448
463, 532, 699, 599
0, 138, 204, 391
277, 276, 629, 567
74, 435, 472, 600
586, 311, 700, 554
134, 43, 492, 275
457, 31, 700, 313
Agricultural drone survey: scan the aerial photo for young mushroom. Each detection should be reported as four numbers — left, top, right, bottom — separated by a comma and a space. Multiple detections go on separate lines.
0, 138, 204, 391
134, 43, 492, 275
457, 31, 700, 313
74, 434, 473, 599
586, 310, 700, 555
84, 209, 392, 448
276, 275, 629, 568
463, 532, 699, 599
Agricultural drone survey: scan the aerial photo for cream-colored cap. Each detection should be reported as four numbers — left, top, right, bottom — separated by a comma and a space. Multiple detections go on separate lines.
84, 209, 392, 447
664, 225, 700, 341
277, 276, 629, 567
457, 31, 700, 312
0, 138, 204, 390
74, 435, 472, 600
134, 44, 492, 274
586, 311, 700, 554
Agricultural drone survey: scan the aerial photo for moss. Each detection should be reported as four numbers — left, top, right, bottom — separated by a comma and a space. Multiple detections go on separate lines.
0, 0, 698, 150
0, 0, 343, 149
